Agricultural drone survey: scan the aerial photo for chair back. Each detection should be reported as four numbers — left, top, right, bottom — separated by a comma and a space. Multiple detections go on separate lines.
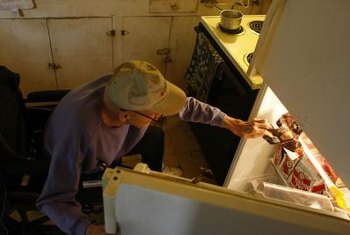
0, 66, 26, 160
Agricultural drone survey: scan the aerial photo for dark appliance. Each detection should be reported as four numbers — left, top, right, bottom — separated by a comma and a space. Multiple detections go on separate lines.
185, 25, 258, 185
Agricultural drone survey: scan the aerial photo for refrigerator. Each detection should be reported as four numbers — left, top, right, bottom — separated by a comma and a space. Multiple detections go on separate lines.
102, 0, 350, 234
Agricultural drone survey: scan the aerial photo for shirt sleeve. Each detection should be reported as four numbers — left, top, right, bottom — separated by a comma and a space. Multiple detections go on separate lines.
36, 122, 91, 235
178, 97, 226, 126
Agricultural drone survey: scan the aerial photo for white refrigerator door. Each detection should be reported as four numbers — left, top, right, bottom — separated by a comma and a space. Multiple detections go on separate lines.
252, 0, 350, 186
102, 167, 349, 235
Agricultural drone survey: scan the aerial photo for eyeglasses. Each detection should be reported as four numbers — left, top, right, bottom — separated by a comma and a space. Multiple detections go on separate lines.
121, 109, 161, 122
132, 111, 162, 122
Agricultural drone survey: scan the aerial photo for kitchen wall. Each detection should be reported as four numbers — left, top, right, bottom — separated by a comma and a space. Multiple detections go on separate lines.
0, 0, 272, 18
214, 0, 272, 14
0, 0, 271, 95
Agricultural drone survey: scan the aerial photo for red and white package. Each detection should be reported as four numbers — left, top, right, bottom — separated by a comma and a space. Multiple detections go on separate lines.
300, 133, 315, 149
288, 156, 326, 194
278, 148, 303, 180
300, 133, 341, 187
273, 146, 284, 167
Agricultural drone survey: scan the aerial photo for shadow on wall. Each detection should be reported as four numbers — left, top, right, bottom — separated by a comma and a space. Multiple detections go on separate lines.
201, 0, 272, 15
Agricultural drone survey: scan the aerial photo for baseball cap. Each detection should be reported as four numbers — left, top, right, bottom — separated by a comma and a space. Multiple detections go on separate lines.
105, 60, 187, 116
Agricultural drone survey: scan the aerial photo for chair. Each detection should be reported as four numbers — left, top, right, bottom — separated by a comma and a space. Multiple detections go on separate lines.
0, 66, 130, 234
0, 66, 68, 234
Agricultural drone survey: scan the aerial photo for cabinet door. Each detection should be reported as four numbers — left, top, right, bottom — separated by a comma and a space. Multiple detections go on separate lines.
121, 17, 171, 74
149, 0, 198, 13
48, 18, 113, 90
0, 19, 56, 96
167, 16, 199, 91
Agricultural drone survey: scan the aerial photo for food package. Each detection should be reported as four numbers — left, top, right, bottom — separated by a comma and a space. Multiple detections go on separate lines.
272, 145, 284, 167
264, 113, 302, 152
300, 133, 342, 187
311, 149, 340, 186
327, 185, 350, 213
288, 156, 326, 194
278, 147, 303, 180
276, 113, 303, 135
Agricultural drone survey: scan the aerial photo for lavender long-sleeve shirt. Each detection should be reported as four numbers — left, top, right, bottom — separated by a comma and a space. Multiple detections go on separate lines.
36, 75, 226, 235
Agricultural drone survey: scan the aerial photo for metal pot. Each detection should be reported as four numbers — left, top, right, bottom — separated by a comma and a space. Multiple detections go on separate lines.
220, 9, 243, 30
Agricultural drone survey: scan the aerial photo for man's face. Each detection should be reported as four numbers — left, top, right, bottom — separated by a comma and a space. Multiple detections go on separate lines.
101, 95, 162, 128
126, 110, 161, 128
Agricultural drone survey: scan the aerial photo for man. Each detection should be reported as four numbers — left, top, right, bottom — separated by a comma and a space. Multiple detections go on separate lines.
37, 60, 272, 235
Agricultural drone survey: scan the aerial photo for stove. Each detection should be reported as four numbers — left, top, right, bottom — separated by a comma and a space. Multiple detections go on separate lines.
249, 20, 264, 34
244, 52, 254, 65
218, 24, 245, 35
200, 15, 265, 89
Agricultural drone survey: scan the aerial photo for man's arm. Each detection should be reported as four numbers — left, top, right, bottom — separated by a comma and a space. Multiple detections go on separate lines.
221, 116, 272, 138
36, 130, 91, 235
179, 97, 271, 138
178, 97, 225, 126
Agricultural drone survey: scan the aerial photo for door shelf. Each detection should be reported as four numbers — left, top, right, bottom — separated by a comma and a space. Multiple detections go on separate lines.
249, 160, 338, 214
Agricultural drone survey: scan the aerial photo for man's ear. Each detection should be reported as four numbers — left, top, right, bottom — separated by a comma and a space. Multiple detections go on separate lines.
118, 110, 130, 123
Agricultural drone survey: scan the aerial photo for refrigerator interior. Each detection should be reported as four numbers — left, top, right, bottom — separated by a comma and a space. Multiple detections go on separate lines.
225, 85, 349, 220
225, 85, 288, 191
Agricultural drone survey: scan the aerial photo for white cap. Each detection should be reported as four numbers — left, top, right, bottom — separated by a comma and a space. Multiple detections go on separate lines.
105, 60, 187, 116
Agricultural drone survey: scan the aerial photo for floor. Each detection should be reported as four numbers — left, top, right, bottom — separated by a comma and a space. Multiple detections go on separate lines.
122, 115, 217, 185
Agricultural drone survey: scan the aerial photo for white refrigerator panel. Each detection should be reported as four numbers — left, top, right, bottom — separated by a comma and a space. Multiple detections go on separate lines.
252, 0, 350, 186
225, 86, 288, 190
103, 167, 349, 235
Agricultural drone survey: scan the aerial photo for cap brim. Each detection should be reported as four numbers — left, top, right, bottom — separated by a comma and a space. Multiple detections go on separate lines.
150, 81, 187, 116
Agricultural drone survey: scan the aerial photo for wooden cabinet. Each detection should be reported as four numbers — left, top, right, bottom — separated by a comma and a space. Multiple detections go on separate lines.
121, 16, 171, 74
0, 17, 114, 96
167, 16, 199, 91
149, 0, 198, 13
120, 16, 199, 91
0, 19, 56, 96
0, 14, 198, 95
48, 18, 114, 89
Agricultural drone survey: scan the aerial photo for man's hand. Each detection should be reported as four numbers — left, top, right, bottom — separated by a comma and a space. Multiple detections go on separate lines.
86, 224, 106, 235
222, 116, 273, 138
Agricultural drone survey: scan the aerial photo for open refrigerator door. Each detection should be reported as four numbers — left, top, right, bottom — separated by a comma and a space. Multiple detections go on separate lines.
102, 162, 350, 235
226, 85, 350, 221
256, 113, 349, 219
225, 0, 350, 223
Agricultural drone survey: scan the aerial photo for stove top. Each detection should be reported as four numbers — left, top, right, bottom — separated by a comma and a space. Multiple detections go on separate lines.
218, 24, 245, 35
249, 20, 264, 34
200, 15, 265, 89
